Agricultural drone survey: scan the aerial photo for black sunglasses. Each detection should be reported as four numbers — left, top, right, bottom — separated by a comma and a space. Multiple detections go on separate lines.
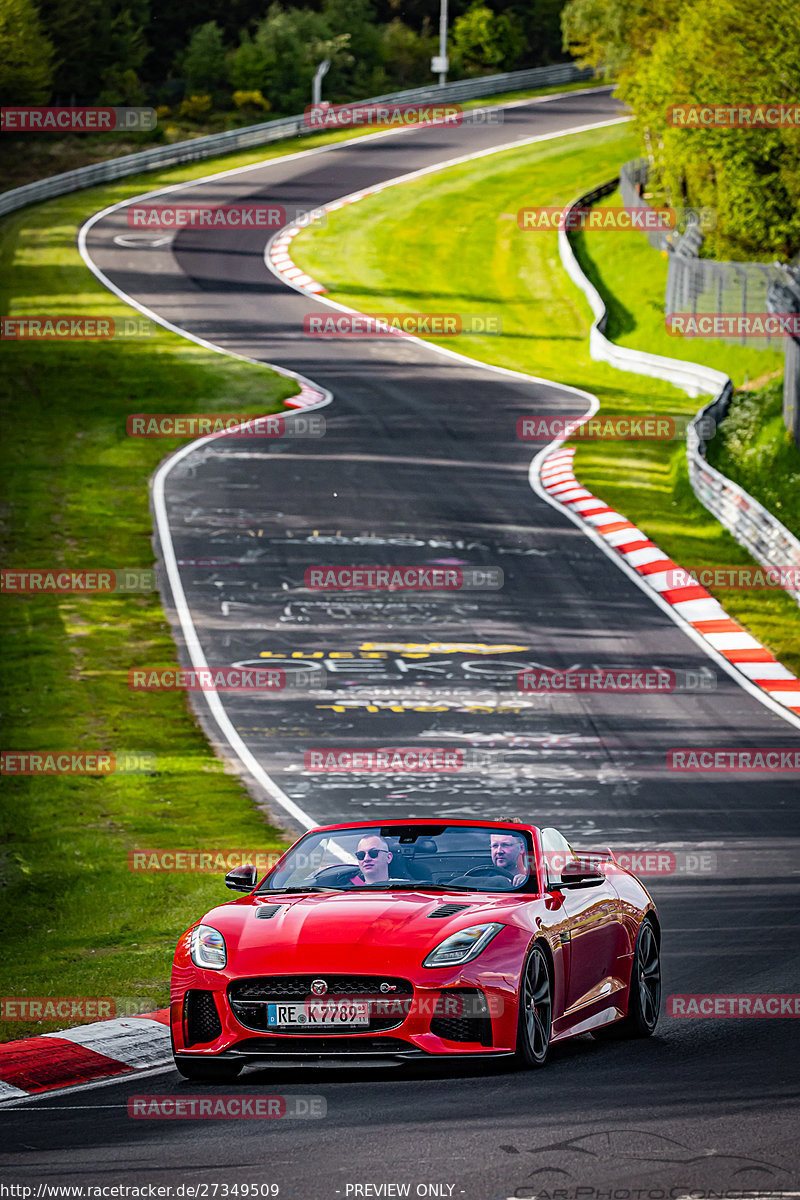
355, 848, 389, 860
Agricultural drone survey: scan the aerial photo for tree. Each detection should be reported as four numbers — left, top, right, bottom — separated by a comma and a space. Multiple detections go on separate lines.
0, 0, 54, 103
380, 19, 436, 89
451, 1, 525, 74
183, 21, 227, 96
563, 0, 800, 259
561, 0, 686, 81
36, 0, 148, 103
228, 4, 352, 114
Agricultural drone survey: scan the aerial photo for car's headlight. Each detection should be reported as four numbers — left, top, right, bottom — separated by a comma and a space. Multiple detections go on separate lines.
190, 924, 227, 969
423, 923, 504, 968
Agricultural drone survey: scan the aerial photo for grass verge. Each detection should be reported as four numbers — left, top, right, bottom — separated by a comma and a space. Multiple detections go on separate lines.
704, 379, 799, 541
291, 120, 799, 675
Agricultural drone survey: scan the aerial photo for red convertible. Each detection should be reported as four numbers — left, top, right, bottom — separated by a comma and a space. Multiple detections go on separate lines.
171, 818, 661, 1081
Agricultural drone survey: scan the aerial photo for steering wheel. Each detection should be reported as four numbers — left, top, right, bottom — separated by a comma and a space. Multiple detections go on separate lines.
448, 866, 514, 889
460, 866, 509, 877
312, 864, 363, 886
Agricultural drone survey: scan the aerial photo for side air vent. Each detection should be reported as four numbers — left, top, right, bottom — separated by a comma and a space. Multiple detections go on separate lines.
428, 903, 472, 919
255, 905, 280, 919
183, 990, 222, 1046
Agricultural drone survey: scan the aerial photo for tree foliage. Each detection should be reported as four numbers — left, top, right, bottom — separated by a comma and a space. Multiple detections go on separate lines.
14, 0, 570, 112
562, 0, 800, 259
183, 21, 227, 96
451, 1, 525, 74
0, 0, 54, 103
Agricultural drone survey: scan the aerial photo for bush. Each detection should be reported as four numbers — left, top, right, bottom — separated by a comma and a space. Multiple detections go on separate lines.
179, 93, 212, 120
232, 89, 270, 112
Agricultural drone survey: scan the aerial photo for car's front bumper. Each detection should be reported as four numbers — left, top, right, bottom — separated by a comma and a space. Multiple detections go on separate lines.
171, 950, 525, 1060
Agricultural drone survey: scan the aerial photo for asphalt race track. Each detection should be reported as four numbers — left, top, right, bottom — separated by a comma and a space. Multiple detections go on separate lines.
3, 87, 798, 1196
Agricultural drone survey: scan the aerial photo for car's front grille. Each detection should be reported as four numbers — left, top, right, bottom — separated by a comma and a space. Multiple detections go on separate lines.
184, 989, 222, 1046
230, 1036, 420, 1056
228, 975, 414, 1034
429, 988, 493, 1047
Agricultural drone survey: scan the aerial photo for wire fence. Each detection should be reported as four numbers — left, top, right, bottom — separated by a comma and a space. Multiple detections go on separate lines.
619, 157, 785, 352
0, 62, 594, 220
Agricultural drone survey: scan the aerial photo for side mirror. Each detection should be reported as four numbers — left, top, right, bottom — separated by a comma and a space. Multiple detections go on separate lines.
556, 861, 605, 888
225, 863, 258, 892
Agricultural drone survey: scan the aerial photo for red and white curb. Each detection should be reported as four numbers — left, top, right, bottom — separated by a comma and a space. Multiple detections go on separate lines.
268, 188, 386, 294
282, 377, 327, 409
0, 1010, 171, 1100
540, 447, 800, 715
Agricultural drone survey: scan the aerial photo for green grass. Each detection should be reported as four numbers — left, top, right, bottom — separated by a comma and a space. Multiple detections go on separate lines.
704, 379, 800, 541
292, 120, 799, 675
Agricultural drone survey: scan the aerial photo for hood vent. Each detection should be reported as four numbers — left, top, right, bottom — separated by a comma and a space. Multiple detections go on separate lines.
255, 904, 281, 919
428, 903, 472, 919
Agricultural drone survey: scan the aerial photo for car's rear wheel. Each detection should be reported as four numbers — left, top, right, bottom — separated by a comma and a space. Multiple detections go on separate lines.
515, 943, 552, 1068
173, 1056, 243, 1083
592, 917, 661, 1040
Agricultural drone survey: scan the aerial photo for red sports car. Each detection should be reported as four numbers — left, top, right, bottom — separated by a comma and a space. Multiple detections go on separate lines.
171, 818, 661, 1081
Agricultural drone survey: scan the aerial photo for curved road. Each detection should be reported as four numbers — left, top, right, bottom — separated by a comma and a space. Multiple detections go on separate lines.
2, 87, 798, 1196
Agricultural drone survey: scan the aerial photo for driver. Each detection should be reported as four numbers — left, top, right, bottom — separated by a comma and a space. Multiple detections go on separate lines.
490, 833, 528, 887
349, 835, 393, 885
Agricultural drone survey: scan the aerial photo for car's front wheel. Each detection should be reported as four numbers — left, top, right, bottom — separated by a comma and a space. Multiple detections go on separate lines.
515, 942, 552, 1068
174, 1056, 243, 1083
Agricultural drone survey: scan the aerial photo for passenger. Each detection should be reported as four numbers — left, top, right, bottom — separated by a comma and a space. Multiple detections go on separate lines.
350, 835, 394, 885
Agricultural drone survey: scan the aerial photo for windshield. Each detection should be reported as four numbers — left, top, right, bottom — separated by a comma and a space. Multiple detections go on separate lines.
258, 824, 535, 894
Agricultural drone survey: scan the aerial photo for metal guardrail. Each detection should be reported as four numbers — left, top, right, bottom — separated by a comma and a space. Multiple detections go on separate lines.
0, 63, 593, 219
558, 178, 800, 605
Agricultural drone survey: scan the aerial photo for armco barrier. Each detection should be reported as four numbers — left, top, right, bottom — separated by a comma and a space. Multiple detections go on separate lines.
558, 179, 800, 605
0, 63, 593, 219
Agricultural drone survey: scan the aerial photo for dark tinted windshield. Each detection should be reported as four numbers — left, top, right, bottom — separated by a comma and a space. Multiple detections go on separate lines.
259, 824, 534, 893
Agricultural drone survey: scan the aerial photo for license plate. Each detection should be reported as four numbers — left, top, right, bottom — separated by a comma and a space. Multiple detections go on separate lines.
266, 1001, 370, 1028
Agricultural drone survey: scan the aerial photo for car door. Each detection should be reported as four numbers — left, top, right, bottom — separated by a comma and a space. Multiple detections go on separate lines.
540, 828, 623, 1018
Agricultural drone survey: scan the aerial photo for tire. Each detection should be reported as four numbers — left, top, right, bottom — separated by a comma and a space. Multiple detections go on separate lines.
515, 942, 552, 1068
173, 1056, 243, 1083
592, 917, 661, 1040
